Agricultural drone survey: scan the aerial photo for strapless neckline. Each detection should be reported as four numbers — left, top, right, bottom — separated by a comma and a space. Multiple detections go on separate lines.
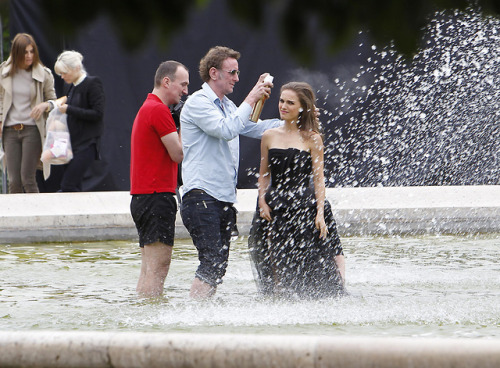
269, 147, 310, 155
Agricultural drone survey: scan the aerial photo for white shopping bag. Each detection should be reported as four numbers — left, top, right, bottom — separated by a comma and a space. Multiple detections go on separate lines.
41, 108, 73, 165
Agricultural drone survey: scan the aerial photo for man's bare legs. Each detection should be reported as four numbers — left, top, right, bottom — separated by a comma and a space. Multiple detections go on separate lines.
136, 242, 172, 297
190, 277, 216, 300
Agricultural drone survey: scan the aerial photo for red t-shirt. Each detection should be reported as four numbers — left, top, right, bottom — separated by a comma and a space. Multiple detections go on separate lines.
130, 93, 178, 194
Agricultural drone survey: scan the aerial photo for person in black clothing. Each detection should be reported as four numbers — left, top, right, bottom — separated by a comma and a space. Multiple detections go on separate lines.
249, 82, 345, 299
54, 50, 105, 191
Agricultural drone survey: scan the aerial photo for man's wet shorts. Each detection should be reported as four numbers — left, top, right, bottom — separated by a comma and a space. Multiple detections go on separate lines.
130, 192, 177, 247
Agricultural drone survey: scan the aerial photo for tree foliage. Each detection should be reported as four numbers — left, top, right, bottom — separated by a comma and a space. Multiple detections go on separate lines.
39, 0, 500, 64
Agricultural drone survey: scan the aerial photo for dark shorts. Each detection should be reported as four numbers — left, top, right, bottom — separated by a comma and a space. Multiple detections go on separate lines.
130, 192, 177, 247
180, 190, 237, 287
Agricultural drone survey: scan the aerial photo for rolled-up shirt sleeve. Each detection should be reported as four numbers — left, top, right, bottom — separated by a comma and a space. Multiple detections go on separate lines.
183, 90, 252, 141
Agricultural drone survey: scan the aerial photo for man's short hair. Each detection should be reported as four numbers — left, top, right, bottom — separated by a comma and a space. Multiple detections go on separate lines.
155, 60, 187, 87
199, 46, 240, 83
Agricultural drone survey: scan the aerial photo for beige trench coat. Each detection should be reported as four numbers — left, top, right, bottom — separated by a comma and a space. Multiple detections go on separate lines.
0, 58, 57, 178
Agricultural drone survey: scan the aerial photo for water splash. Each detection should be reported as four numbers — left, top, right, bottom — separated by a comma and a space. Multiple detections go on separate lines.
2, 236, 499, 338
291, 10, 499, 187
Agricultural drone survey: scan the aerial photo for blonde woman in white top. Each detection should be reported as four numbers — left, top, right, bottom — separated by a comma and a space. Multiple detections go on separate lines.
0, 33, 56, 193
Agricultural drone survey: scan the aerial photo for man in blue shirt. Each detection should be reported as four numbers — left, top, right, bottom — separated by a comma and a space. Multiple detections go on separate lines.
180, 46, 281, 299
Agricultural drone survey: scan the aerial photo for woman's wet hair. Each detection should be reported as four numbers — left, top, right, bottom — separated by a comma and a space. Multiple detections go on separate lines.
280, 81, 321, 134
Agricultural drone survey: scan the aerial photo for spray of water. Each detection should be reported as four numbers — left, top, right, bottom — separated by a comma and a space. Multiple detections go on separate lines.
246, 9, 499, 300
290, 10, 499, 187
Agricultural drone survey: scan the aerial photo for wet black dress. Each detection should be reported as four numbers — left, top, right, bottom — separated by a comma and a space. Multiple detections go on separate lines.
248, 148, 344, 299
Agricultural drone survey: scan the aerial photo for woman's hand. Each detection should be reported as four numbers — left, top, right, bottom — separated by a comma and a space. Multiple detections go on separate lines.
30, 102, 50, 120
258, 199, 273, 222
58, 104, 68, 114
315, 213, 328, 239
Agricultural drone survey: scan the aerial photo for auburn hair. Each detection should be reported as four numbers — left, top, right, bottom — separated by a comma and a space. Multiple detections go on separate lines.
8, 33, 42, 76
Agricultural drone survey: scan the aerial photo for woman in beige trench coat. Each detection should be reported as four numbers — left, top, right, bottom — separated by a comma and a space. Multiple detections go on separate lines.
0, 33, 56, 193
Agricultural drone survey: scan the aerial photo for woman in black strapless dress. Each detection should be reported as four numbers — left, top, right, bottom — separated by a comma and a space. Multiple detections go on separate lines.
248, 82, 345, 299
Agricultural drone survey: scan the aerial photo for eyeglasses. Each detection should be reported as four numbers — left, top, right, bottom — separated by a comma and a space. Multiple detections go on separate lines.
222, 69, 240, 76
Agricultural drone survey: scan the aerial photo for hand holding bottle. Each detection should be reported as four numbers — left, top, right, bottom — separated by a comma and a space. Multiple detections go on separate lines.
244, 73, 273, 122
250, 74, 274, 122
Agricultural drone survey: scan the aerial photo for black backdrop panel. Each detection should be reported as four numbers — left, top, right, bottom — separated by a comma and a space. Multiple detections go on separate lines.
10, 0, 499, 190
11, 0, 344, 191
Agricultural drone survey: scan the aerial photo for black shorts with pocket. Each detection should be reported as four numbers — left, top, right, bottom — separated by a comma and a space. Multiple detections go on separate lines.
130, 192, 177, 247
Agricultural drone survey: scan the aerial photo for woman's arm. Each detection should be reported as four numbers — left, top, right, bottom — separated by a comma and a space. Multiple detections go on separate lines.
258, 130, 273, 221
42, 68, 57, 102
31, 68, 57, 120
310, 132, 328, 239
61, 77, 105, 122
0, 80, 4, 132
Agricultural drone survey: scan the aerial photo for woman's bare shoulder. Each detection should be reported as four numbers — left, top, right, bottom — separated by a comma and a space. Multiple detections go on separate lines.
301, 130, 323, 142
305, 131, 324, 150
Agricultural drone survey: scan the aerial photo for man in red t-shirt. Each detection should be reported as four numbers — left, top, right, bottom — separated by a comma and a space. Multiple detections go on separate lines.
130, 60, 189, 297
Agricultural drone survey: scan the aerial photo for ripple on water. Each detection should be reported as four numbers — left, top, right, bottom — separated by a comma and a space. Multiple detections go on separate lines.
1, 235, 498, 338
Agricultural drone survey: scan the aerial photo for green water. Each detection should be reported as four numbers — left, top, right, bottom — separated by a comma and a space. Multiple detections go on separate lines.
0, 234, 499, 338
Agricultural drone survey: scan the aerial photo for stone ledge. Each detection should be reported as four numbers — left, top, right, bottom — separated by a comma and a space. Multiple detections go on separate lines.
0, 330, 499, 368
0, 186, 498, 243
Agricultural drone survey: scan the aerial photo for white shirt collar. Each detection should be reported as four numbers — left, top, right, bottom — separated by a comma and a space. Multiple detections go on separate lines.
73, 73, 87, 86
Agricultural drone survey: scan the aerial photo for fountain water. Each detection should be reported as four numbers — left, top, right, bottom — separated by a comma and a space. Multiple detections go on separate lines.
1, 235, 499, 337
287, 10, 499, 188
1, 229, 499, 366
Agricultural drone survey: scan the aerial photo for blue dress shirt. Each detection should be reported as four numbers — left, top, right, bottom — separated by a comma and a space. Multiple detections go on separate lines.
180, 82, 281, 203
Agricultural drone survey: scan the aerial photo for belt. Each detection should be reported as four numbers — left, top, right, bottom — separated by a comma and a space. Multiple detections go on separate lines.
7, 123, 25, 131
188, 189, 207, 195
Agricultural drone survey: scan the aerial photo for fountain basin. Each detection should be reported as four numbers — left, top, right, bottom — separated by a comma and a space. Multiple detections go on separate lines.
1, 330, 500, 368
0, 186, 498, 367
0, 185, 498, 243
